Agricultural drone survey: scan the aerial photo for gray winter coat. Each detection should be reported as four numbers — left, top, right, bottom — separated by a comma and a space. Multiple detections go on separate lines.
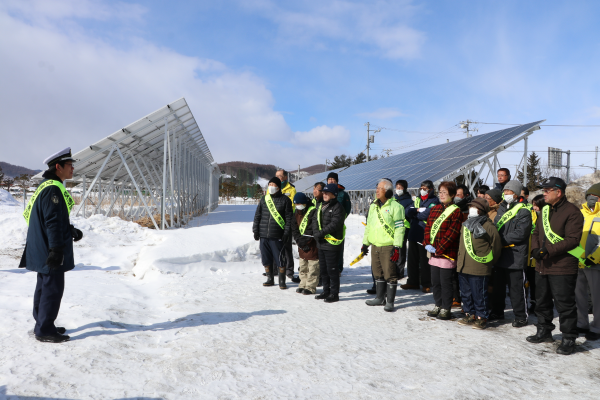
252, 191, 293, 240
494, 199, 532, 269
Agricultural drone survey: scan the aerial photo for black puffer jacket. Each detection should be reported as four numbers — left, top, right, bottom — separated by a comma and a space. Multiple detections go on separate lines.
494, 198, 532, 269
312, 198, 345, 251
253, 192, 293, 239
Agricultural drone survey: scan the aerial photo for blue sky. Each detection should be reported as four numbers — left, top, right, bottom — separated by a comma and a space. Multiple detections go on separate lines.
1, 0, 599, 175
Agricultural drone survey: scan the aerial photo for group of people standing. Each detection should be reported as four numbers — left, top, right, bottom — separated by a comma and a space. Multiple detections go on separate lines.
252, 170, 351, 303
253, 167, 600, 356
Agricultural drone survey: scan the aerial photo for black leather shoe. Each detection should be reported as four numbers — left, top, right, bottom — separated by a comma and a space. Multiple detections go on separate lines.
289, 275, 301, 283
556, 337, 576, 355
512, 319, 528, 328
302, 289, 314, 295
57, 327, 66, 334
315, 292, 330, 300
324, 293, 339, 303
366, 287, 377, 295
35, 333, 70, 343
296, 288, 304, 293
526, 325, 553, 344
585, 331, 600, 341
488, 313, 505, 321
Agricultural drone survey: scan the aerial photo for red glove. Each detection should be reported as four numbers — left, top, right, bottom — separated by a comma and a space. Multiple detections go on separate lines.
390, 247, 400, 262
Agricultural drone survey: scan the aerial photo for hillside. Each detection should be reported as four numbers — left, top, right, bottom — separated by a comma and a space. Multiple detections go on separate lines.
218, 161, 326, 180
0, 161, 41, 178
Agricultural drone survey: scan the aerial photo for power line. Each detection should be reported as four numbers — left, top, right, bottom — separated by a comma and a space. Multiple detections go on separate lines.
478, 122, 600, 127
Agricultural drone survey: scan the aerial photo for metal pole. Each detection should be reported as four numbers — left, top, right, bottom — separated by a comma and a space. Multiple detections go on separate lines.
82, 175, 86, 218
161, 117, 169, 230
23, 186, 26, 210
366, 122, 370, 162
566, 150, 571, 184
524, 137, 528, 189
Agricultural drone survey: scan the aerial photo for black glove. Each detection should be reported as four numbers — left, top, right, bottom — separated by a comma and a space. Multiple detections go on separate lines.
314, 231, 324, 241
254, 232, 260, 241
71, 225, 83, 242
361, 244, 369, 256
282, 233, 290, 243
531, 247, 548, 261
46, 248, 64, 271
302, 245, 311, 252
296, 236, 308, 247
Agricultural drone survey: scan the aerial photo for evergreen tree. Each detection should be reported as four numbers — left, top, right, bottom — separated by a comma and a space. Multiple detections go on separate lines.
517, 152, 545, 190
353, 152, 367, 165
330, 154, 353, 169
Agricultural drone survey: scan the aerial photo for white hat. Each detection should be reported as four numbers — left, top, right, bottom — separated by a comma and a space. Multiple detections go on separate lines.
44, 147, 76, 167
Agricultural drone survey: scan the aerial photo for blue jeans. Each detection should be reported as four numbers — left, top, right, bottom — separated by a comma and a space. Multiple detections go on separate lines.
458, 273, 489, 319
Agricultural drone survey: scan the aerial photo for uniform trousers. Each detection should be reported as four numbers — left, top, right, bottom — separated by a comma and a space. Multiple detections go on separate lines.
33, 272, 65, 336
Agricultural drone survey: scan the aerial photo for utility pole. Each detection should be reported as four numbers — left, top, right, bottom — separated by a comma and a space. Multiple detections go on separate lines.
324, 159, 330, 172
364, 122, 381, 161
459, 120, 478, 138
566, 150, 571, 184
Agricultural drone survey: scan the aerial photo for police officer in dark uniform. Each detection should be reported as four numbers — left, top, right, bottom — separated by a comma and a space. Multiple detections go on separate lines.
19, 148, 83, 343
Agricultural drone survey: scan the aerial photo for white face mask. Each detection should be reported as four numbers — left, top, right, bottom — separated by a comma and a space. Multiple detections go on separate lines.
420, 189, 428, 197
268, 186, 279, 195
468, 208, 479, 218
504, 194, 514, 204
296, 204, 305, 210
395, 189, 403, 196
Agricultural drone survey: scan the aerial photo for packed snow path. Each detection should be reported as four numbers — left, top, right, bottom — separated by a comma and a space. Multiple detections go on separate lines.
1, 201, 599, 399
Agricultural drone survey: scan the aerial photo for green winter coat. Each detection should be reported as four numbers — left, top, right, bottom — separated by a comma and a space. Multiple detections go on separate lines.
456, 218, 503, 276
362, 198, 405, 247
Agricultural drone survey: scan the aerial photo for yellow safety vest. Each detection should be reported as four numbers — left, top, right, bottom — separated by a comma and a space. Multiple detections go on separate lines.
23, 180, 74, 225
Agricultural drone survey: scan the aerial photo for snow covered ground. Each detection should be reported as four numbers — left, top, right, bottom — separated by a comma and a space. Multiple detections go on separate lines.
1, 193, 600, 399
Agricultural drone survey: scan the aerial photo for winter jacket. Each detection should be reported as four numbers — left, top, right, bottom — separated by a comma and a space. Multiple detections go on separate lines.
423, 203, 463, 260
312, 198, 345, 251
281, 182, 297, 211
532, 196, 584, 275
494, 181, 507, 191
363, 198, 405, 247
253, 191, 293, 240
488, 203, 500, 222
292, 207, 318, 261
455, 196, 472, 222
19, 175, 75, 274
405, 191, 440, 242
494, 198, 533, 269
336, 184, 352, 216
457, 218, 503, 276
581, 201, 600, 271
394, 192, 414, 229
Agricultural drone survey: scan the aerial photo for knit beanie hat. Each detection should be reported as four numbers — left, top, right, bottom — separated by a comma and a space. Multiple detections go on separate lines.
503, 180, 523, 195
586, 183, 600, 199
468, 197, 490, 214
486, 189, 503, 204
268, 177, 282, 189
293, 192, 309, 204
327, 172, 339, 182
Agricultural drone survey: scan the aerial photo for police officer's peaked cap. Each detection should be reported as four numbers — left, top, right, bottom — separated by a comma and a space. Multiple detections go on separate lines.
44, 147, 76, 167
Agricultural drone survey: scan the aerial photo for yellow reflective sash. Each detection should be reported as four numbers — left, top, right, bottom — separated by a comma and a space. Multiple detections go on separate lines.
265, 193, 285, 230
541, 205, 585, 260
374, 203, 394, 240
299, 206, 315, 235
414, 198, 421, 208
317, 203, 345, 245
462, 228, 493, 263
23, 180, 74, 225
496, 203, 525, 230
430, 204, 459, 243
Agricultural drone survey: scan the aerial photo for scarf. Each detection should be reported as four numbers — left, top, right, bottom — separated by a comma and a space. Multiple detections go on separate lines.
462, 215, 488, 239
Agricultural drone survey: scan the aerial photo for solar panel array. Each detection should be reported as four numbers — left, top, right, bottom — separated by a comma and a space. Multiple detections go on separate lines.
293, 120, 544, 192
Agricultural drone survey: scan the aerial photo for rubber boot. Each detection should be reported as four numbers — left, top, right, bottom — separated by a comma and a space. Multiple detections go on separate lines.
278, 268, 288, 290
384, 283, 398, 312
263, 266, 274, 286
366, 280, 387, 306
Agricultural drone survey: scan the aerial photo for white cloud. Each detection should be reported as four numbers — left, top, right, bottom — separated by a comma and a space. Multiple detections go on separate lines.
357, 108, 405, 119
0, 2, 344, 169
242, 0, 425, 60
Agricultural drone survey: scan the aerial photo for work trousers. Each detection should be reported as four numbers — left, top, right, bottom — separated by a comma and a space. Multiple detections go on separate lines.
396, 229, 409, 278
431, 265, 454, 310
525, 266, 537, 307
319, 249, 341, 295
535, 272, 578, 339
338, 241, 345, 274
260, 238, 284, 271
407, 240, 431, 288
284, 237, 295, 277
299, 259, 320, 294
371, 245, 397, 283
458, 273, 490, 319
576, 269, 600, 334
491, 268, 528, 320
33, 272, 65, 336
452, 270, 461, 304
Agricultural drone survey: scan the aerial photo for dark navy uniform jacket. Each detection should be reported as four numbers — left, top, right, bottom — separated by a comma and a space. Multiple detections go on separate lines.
19, 177, 74, 274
